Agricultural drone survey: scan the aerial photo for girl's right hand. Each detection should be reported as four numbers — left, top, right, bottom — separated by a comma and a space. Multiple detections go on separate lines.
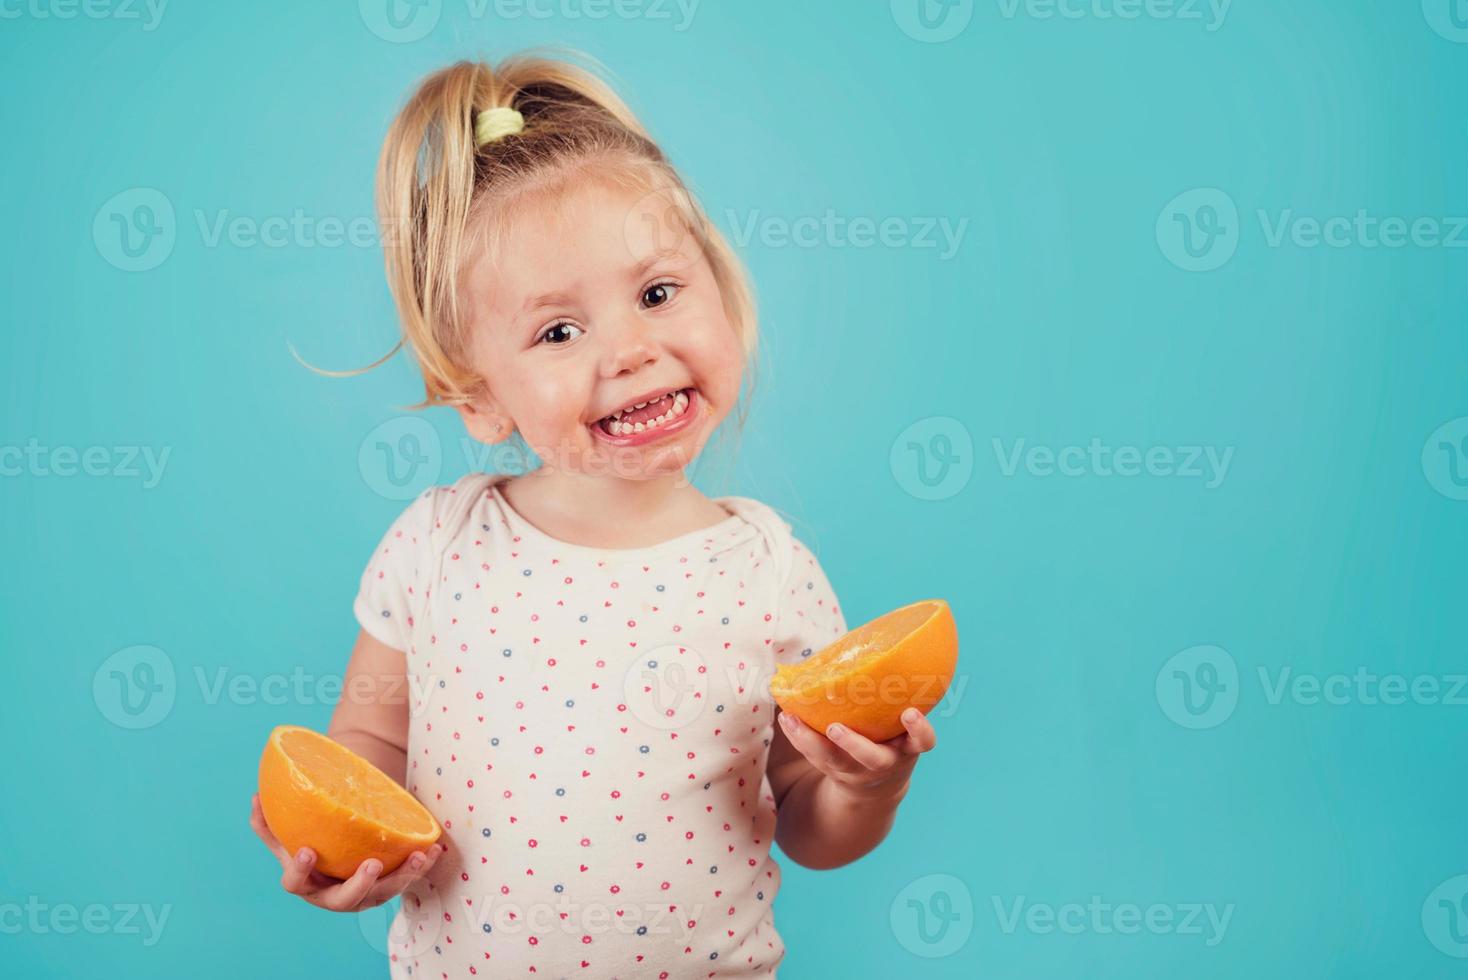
250, 793, 443, 912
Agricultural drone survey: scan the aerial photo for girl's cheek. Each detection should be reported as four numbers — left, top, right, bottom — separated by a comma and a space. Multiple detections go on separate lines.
683, 310, 743, 379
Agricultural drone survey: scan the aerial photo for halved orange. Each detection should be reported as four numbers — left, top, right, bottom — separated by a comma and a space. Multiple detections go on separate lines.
257, 725, 440, 879
770, 599, 958, 742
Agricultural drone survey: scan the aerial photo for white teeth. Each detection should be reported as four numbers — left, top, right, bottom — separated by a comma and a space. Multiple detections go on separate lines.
600, 388, 693, 437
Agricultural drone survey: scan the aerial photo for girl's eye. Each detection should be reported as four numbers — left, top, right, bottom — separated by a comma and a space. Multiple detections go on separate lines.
641, 282, 680, 308
539, 322, 584, 346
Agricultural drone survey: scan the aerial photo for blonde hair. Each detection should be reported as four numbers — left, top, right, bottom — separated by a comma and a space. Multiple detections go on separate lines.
372, 52, 758, 413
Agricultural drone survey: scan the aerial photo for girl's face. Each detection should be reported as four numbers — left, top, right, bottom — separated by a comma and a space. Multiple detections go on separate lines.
456, 177, 744, 481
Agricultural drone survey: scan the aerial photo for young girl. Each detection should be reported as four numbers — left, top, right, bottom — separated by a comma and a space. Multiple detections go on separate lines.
249, 54, 939, 978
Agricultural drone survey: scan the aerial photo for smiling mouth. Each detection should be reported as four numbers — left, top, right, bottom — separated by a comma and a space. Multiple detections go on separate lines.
593, 387, 695, 437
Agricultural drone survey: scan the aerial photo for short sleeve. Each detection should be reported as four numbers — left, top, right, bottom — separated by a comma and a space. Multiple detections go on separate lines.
771, 536, 848, 666
352, 489, 440, 650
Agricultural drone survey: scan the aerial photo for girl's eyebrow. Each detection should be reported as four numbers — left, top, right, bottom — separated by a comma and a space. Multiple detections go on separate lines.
516, 287, 577, 322
629, 252, 666, 279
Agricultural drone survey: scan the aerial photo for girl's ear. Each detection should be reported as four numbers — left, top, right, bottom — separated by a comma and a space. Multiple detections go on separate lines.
455, 390, 513, 444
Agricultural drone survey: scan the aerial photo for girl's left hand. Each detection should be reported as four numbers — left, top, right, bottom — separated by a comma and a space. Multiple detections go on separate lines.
777, 707, 938, 803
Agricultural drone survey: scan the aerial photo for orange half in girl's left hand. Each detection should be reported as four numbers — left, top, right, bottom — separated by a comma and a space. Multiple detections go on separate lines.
770, 599, 959, 742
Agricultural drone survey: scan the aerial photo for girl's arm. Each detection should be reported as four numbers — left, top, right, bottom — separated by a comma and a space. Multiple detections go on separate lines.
325, 629, 412, 786
768, 706, 937, 870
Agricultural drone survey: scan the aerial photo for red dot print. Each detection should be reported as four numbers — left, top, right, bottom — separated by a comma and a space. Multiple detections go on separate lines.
351, 478, 848, 973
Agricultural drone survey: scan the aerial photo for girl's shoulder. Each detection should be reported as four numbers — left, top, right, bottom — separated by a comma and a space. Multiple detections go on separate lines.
711, 493, 831, 589
374, 472, 505, 552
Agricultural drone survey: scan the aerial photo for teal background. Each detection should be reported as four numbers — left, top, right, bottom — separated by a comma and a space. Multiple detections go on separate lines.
3, 1, 1467, 977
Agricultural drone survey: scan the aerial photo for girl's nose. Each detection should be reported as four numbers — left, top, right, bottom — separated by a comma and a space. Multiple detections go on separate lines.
600, 316, 660, 378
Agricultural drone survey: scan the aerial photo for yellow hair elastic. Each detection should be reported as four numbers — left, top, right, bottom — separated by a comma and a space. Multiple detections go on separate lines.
475, 106, 525, 146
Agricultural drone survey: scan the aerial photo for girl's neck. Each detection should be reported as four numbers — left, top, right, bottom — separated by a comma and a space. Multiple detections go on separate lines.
498, 467, 729, 550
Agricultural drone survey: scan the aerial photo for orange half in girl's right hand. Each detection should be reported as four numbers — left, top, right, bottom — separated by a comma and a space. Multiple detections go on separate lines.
257, 725, 441, 880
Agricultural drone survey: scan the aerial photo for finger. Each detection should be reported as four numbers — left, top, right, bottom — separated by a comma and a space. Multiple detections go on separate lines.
373, 844, 441, 893
892, 708, 938, 755
370, 844, 443, 901
777, 711, 864, 776
280, 847, 321, 897
321, 858, 385, 913
250, 795, 292, 864
823, 723, 901, 772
